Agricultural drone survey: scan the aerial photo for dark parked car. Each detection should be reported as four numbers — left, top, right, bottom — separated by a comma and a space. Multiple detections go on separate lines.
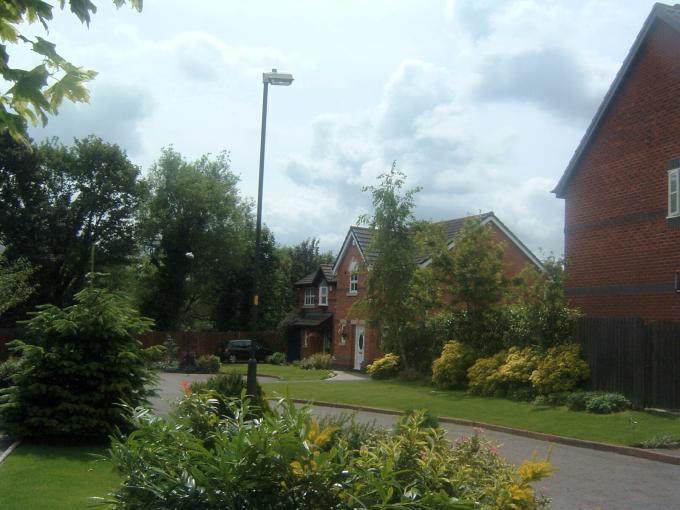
221, 339, 273, 363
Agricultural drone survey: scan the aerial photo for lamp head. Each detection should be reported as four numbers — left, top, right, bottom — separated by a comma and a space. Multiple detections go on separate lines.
263, 68, 294, 86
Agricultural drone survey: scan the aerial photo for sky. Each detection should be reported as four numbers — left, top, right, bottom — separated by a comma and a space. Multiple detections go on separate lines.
24, 0, 661, 257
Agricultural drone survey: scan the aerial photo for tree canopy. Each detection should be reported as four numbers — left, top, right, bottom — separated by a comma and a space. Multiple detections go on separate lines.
0, 134, 146, 323
0, 0, 142, 142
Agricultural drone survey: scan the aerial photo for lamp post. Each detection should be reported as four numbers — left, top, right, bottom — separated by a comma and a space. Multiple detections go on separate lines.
247, 68, 294, 396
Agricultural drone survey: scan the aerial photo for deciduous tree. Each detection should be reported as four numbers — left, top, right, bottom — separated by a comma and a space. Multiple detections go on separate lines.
0, 0, 142, 141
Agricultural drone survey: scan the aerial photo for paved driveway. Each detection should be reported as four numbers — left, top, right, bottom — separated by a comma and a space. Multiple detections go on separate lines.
308, 405, 680, 510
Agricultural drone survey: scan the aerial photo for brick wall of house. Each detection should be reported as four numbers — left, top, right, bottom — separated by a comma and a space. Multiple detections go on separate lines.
332, 241, 368, 369
563, 19, 680, 320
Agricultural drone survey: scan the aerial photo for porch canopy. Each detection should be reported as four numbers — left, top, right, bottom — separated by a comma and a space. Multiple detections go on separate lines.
291, 312, 333, 327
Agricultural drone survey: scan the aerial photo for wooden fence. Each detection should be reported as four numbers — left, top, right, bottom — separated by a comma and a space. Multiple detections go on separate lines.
575, 317, 680, 409
0, 329, 285, 361
141, 330, 285, 357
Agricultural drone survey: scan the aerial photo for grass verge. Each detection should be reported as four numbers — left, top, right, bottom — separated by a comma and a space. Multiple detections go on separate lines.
219, 363, 332, 381
263, 379, 680, 446
0, 443, 120, 510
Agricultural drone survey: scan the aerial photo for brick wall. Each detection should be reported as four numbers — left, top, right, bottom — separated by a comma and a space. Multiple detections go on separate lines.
564, 19, 680, 320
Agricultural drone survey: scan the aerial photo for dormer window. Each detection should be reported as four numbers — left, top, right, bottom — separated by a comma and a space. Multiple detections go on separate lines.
669, 167, 679, 217
319, 282, 328, 306
304, 287, 316, 306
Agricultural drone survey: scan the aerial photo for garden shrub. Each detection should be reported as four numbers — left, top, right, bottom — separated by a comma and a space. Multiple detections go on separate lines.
366, 352, 400, 379
492, 346, 542, 394
565, 391, 589, 412
432, 340, 475, 389
298, 352, 332, 370
195, 354, 221, 373
529, 343, 590, 394
508, 387, 537, 402
634, 435, 680, 449
532, 392, 569, 407
0, 286, 159, 439
267, 351, 287, 365
467, 350, 508, 396
107, 398, 552, 509
585, 393, 631, 414
565, 391, 631, 414
189, 372, 269, 414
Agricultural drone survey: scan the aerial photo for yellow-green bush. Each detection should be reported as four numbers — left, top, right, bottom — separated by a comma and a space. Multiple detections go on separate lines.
529, 343, 590, 394
467, 350, 508, 396
492, 346, 542, 389
431, 341, 475, 389
366, 353, 400, 379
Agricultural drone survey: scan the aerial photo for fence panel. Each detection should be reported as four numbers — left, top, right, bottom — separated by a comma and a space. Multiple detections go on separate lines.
646, 321, 680, 409
576, 317, 646, 407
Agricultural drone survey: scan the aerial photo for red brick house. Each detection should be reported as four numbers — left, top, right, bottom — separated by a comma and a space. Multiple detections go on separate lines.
292, 212, 541, 370
553, 3, 680, 320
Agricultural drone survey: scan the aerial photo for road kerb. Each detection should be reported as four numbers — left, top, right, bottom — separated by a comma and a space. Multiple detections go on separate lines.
288, 398, 680, 466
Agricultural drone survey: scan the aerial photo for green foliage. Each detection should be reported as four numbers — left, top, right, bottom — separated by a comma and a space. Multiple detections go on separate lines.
267, 351, 287, 365
0, 1, 141, 142
432, 341, 475, 389
298, 352, 332, 370
633, 435, 680, 449
357, 164, 445, 370
0, 135, 147, 321
189, 372, 269, 417
529, 343, 590, 395
511, 257, 581, 348
467, 351, 508, 397
366, 352, 400, 379
532, 392, 570, 407
432, 217, 508, 355
195, 354, 220, 373
493, 346, 543, 393
507, 387, 537, 402
0, 284, 157, 439
0, 248, 34, 317
565, 391, 631, 414
106, 400, 550, 509
0, 356, 21, 390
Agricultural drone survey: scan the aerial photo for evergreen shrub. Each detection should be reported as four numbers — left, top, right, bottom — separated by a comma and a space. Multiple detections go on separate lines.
0, 285, 159, 439
467, 351, 508, 396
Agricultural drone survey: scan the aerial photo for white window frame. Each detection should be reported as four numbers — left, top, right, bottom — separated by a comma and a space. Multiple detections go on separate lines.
319, 283, 328, 306
349, 273, 358, 294
304, 287, 316, 307
669, 168, 680, 218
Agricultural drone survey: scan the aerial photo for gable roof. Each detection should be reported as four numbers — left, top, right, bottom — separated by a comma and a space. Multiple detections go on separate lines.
294, 263, 335, 286
553, 2, 680, 198
331, 212, 542, 273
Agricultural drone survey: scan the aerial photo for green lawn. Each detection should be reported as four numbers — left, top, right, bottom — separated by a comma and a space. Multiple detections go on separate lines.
219, 363, 333, 381
264, 379, 680, 446
0, 443, 121, 510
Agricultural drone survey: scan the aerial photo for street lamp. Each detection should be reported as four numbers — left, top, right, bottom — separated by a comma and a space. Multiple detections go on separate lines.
247, 68, 294, 396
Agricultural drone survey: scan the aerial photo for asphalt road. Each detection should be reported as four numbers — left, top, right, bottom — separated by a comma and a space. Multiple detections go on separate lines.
308, 405, 680, 510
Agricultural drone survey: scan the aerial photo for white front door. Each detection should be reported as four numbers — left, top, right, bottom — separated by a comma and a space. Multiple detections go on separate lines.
354, 325, 365, 370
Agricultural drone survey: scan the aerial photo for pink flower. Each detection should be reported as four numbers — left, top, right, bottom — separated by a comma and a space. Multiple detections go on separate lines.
473, 427, 484, 436
180, 379, 192, 396
455, 435, 470, 444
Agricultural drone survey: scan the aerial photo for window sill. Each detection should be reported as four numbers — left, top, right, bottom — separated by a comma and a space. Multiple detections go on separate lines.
347, 292, 358, 297
303, 304, 316, 308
